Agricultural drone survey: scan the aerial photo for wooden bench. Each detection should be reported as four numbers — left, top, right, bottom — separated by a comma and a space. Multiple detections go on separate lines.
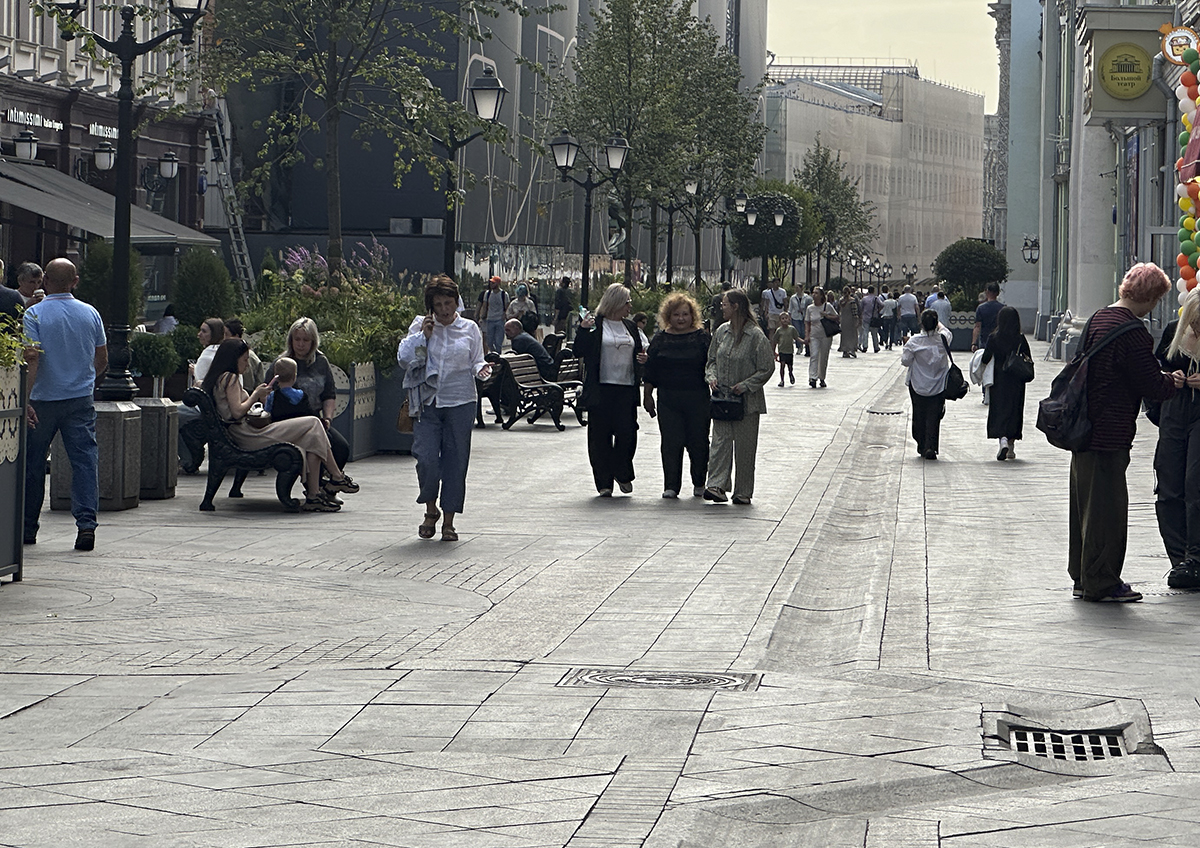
183, 388, 305, 512
529, 352, 585, 427
475, 353, 568, 430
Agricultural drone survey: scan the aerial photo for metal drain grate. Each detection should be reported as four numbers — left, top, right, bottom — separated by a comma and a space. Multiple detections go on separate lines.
1010, 728, 1124, 761
558, 668, 759, 691
867, 409, 903, 416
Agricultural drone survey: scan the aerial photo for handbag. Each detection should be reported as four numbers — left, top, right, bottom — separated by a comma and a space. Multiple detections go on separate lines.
396, 397, 414, 433
820, 316, 841, 337
1002, 345, 1035, 383
710, 386, 745, 421
941, 338, 969, 401
245, 402, 272, 429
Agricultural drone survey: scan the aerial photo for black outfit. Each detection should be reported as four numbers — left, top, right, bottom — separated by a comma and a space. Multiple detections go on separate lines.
265, 387, 316, 421
1154, 321, 1200, 567
980, 333, 1030, 441
554, 288, 571, 321
574, 316, 644, 492
0, 285, 22, 319
266, 351, 349, 470
510, 331, 557, 381
644, 329, 711, 494
909, 388, 945, 456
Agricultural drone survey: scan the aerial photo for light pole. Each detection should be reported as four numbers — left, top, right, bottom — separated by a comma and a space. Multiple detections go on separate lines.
51, 0, 206, 401
428, 66, 507, 276
549, 130, 630, 310
664, 199, 682, 285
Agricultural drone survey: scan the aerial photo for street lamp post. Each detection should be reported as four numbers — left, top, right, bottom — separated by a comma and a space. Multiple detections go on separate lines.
1021, 235, 1040, 264
664, 200, 682, 285
549, 130, 630, 310
51, 0, 207, 401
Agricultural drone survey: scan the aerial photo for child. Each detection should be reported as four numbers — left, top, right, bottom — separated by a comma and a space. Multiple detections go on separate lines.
775, 318, 799, 386
264, 356, 315, 421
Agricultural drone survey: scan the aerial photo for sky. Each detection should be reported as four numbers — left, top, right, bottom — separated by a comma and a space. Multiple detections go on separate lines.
766, 0, 1001, 113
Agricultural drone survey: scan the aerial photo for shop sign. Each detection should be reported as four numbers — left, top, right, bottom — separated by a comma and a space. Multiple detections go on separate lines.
88, 122, 118, 139
1098, 42, 1154, 100
1161, 25, 1200, 65
1078, 6, 1170, 126
4, 107, 64, 131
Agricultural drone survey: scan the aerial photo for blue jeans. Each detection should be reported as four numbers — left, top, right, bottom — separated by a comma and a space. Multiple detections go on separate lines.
25, 395, 99, 535
485, 321, 505, 354
412, 402, 476, 514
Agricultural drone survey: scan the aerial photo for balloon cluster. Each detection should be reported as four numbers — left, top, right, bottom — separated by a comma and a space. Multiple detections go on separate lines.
1176, 47, 1200, 307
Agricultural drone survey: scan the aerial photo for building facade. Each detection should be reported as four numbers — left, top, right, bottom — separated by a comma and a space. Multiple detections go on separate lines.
762, 60, 986, 287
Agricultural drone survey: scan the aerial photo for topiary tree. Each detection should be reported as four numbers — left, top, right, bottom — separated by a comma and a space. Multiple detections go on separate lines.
130, 331, 181, 396
933, 239, 1009, 308
76, 239, 145, 327
168, 323, 203, 373
173, 247, 237, 328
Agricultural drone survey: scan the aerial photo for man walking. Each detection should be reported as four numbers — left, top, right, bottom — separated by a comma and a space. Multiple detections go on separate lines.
897, 284, 920, 342
23, 258, 107, 551
760, 278, 787, 352
860, 286, 880, 353
972, 282, 1004, 351
788, 285, 812, 356
477, 275, 510, 355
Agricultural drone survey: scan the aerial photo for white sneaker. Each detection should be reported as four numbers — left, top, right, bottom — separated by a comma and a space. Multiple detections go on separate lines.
662, 490, 678, 499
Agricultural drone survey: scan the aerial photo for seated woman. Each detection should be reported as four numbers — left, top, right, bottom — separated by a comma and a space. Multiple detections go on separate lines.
202, 338, 359, 512
265, 317, 350, 473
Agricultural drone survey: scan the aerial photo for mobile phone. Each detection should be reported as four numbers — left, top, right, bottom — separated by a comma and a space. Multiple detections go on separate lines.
578, 305, 589, 320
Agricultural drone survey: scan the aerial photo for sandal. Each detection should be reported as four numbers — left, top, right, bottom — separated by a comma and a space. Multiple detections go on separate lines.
441, 525, 458, 542
419, 508, 440, 539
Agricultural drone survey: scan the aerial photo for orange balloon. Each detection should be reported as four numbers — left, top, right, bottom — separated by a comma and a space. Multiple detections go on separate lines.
1181, 253, 1192, 268
1189, 86, 1199, 101
1183, 265, 1196, 280
1189, 278, 1198, 291
1185, 71, 1199, 87
1189, 183, 1200, 201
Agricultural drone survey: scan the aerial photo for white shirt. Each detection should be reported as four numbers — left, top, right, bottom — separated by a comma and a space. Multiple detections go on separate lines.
788, 293, 811, 323
901, 326, 953, 396
599, 319, 636, 385
762, 287, 786, 316
898, 293, 919, 317
398, 314, 487, 408
878, 297, 898, 318
932, 297, 952, 327
192, 344, 220, 384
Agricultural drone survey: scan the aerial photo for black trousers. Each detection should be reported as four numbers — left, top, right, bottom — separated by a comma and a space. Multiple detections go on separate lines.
587, 384, 638, 491
1069, 449, 1130, 599
657, 388, 710, 493
1154, 393, 1200, 565
909, 387, 945, 455
327, 423, 350, 470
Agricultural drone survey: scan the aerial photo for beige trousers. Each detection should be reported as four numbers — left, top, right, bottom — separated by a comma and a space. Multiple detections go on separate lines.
706, 413, 761, 498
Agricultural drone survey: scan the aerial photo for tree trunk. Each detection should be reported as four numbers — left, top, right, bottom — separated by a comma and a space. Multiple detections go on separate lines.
647, 203, 659, 289
325, 103, 343, 272
693, 222, 702, 288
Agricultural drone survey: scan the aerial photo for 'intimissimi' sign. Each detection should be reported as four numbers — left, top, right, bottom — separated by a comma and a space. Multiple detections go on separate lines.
5, 107, 64, 131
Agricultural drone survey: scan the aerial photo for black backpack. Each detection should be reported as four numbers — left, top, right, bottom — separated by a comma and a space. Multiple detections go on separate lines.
1036, 316, 1143, 452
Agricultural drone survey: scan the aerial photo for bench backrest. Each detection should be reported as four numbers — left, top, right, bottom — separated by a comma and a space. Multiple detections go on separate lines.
556, 355, 582, 382
183, 387, 244, 452
502, 353, 547, 387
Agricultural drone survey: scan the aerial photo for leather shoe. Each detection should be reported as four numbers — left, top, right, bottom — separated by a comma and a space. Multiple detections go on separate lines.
74, 529, 95, 551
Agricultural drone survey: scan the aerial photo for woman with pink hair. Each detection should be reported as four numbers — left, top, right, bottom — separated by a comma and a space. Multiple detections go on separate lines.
1067, 263, 1185, 602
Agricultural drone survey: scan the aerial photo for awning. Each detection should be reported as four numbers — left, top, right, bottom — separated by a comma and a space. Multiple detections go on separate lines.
0, 159, 218, 248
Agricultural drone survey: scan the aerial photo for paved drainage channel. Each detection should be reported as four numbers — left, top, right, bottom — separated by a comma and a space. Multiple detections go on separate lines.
558, 668, 760, 691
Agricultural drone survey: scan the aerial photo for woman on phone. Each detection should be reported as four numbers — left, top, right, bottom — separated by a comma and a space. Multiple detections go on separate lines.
397, 275, 491, 540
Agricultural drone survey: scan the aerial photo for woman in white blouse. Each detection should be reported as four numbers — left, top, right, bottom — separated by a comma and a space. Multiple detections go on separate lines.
397, 276, 491, 540
574, 283, 647, 496
900, 309, 953, 460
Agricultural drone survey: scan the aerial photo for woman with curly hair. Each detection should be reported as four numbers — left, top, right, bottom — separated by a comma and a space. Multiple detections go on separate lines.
642, 292, 711, 499
397, 275, 491, 540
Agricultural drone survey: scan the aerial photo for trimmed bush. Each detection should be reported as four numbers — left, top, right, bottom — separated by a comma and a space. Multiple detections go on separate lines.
130, 331, 180, 378
173, 247, 236, 329
75, 239, 144, 327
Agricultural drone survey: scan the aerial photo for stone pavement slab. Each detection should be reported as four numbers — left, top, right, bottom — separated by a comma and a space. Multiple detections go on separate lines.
4, 340, 1200, 845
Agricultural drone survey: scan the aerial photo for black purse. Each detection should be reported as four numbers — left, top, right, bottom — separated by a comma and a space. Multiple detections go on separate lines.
941, 337, 968, 401
820, 316, 840, 337
1002, 346, 1035, 383
710, 387, 745, 421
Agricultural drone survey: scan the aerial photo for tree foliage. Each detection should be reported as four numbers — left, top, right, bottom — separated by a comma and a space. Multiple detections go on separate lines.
795, 137, 876, 262
172, 247, 237, 329
210, 0, 527, 269
728, 180, 823, 281
76, 240, 145, 328
557, 0, 765, 282
933, 238, 1009, 304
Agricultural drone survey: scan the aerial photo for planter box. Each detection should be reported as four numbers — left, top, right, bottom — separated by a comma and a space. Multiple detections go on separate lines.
133, 398, 178, 499
373, 369, 413, 454
0, 365, 26, 583
329, 362, 377, 462
51, 401, 141, 512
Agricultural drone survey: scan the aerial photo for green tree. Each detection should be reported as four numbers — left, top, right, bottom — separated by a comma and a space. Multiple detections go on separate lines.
933, 238, 1009, 307
210, 0, 525, 270
796, 137, 876, 282
76, 240, 144, 328
172, 248, 237, 329
559, 0, 764, 285
728, 180, 823, 283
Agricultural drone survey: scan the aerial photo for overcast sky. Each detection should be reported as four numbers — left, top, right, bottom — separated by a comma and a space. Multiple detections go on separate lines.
766, 0, 1001, 113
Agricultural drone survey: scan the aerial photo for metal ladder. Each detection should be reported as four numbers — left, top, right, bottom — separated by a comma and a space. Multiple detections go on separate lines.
205, 106, 255, 304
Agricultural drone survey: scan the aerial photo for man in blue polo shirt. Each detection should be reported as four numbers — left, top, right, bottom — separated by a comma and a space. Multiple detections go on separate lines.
23, 258, 107, 551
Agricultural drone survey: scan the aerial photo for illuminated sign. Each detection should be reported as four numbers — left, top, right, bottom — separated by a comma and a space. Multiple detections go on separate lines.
4, 107, 64, 131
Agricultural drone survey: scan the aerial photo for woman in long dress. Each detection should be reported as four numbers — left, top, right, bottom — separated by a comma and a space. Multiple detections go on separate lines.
980, 306, 1031, 461
203, 339, 359, 512
838, 287, 861, 358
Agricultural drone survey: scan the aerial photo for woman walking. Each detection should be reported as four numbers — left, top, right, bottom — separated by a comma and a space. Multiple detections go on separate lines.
838, 287, 861, 358
574, 283, 645, 496
642, 292, 711, 499
804, 287, 838, 388
397, 275, 491, 540
901, 309, 952, 460
703, 290, 774, 505
980, 306, 1032, 460
1154, 291, 1200, 589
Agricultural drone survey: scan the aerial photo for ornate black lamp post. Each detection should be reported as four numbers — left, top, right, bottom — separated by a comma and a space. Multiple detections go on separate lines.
548, 130, 630, 310
50, 0, 207, 401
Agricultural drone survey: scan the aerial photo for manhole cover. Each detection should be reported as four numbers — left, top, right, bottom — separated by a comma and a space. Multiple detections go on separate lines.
1010, 728, 1124, 762
558, 668, 759, 691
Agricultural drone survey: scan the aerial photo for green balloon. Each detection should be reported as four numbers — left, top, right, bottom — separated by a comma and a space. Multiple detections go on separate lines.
1186, 48, 1200, 64
1182, 228, 1194, 243
1182, 240, 1197, 256
1191, 252, 1200, 269
1183, 131, 1193, 148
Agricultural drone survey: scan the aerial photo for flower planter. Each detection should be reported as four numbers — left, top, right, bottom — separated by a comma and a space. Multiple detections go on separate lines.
133, 398, 178, 499
373, 369, 413, 454
0, 365, 27, 583
329, 362, 377, 462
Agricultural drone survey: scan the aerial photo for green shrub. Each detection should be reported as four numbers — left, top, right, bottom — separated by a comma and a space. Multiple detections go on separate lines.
173, 247, 236, 328
76, 239, 144, 327
168, 323, 202, 373
130, 331, 181, 377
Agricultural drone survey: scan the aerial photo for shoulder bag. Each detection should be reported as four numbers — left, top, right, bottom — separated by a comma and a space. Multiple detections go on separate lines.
1002, 341, 1035, 383
941, 337, 969, 401
710, 386, 745, 421
819, 305, 840, 337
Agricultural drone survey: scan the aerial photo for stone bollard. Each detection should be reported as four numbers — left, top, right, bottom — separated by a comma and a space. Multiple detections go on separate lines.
133, 398, 178, 499
51, 401, 141, 512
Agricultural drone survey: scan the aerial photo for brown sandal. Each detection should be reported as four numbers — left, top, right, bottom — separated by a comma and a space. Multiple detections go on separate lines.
419, 508, 440, 539
441, 525, 458, 542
